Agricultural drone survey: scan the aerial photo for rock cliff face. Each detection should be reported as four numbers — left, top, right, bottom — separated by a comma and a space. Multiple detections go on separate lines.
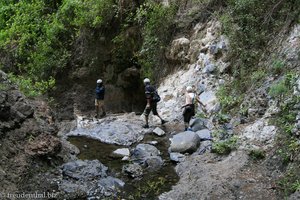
154, 2, 300, 198
0, 70, 62, 194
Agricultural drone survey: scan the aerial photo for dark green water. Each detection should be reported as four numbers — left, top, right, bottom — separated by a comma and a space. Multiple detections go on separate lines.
68, 132, 179, 199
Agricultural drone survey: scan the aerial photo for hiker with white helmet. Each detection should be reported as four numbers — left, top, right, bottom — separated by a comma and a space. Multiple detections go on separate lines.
143, 78, 166, 128
95, 79, 106, 118
182, 85, 204, 131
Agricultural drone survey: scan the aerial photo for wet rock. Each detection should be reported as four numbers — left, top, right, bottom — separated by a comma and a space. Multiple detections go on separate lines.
196, 129, 212, 140
153, 127, 166, 136
62, 160, 107, 180
25, 133, 61, 157
169, 131, 200, 154
170, 152, 186, 162
122, 163, 143, 178
94, 177, 125, 197
66, 114, 145, 146
112, 148, 130, 158
145, 156, 164, 171
58, 160, 124, 199
131, 144, 164, 171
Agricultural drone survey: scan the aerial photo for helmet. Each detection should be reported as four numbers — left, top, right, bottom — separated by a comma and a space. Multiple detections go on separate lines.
97, 79, 102, 84
143, 78, 150, 84
186, 86, 193, 92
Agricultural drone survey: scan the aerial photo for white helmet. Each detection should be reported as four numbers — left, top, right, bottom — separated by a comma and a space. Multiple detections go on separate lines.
143, 78, 150, 84
186, 86, 193, 92
97, 79, 102, 84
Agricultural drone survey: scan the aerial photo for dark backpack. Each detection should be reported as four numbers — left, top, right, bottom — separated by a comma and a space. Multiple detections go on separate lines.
152, 90, 161, 102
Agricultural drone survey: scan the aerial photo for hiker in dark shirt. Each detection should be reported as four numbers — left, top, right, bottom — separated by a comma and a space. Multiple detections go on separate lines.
143, 78, 166, 128
95, 79, 106, 118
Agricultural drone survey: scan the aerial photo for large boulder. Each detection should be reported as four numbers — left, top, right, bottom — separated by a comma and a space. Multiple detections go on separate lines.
199, 91, 220, 113
66, 113, 145, 146
131, 144, 164, 171
169, 131, 201, 153
59, 160, 124, 199
189, 118, 208, 132
122, 163, 143, 179
62, 160, 108, 180
196, 129, 212, 141
167, 37, 190, 62
25, 133, 61, 157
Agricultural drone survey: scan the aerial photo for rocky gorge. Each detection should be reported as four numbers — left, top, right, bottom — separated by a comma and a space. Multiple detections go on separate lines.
1, 0, 300, 200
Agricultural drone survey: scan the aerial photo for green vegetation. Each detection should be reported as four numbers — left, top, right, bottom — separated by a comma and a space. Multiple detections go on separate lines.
218, 0, 300, 110
212, 136, 238, 155
0, 0, 177, 95
128, 177, 167, 200
278, 165, 300, 196
249, 149, 265, 160
134, 2, 177, 80
274, 90, 300, 196
212, 129, 238, 155
217, 84, 243, 113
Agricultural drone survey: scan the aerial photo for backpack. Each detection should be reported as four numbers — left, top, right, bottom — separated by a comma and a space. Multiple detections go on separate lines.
152, 90, 161, 102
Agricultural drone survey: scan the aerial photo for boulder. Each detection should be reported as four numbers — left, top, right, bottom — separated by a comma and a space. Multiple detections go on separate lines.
59, 160, 124, 199
145, 156, 164, 171
112, 148, 130, 158
95, 177, 125, 197
168, 37, 190, 61
169, 131, 200, 153
122, 163, 143, 178
153, 127, 166, 136
25, 133, 61, 156
197, 140, 212, 155
131, 144, 164, 171
132, 144, 160, 163
196, 129, 212, 140
189, 118, 208, 132
170, 152, 186, 162
62, 160, 107, 180
199, 91, 219, 113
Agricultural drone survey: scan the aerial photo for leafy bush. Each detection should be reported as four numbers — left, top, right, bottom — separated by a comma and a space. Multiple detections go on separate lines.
249, 149, 265, 160
212, 136, 238, 155
135, 2, 177, 80
219, 0, 300, 109
0, 0, 117, 96
268, 80, 289, 99
8, 74, 55, 97
271, 59, 285, 75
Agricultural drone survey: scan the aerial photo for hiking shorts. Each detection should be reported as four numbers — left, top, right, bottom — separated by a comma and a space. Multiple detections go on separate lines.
95, 99, 104, 107
144, 102, 158, 116
183, 104, 195, 123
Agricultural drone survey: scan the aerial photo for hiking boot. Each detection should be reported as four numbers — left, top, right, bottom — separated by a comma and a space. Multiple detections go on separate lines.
143, 124, 149, 128
161, 120, 167, 125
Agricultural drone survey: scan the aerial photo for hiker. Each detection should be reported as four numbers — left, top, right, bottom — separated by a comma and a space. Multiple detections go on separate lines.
143, 78, 166, 128
181, 85, 204, 131
95, 79, 106, 118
